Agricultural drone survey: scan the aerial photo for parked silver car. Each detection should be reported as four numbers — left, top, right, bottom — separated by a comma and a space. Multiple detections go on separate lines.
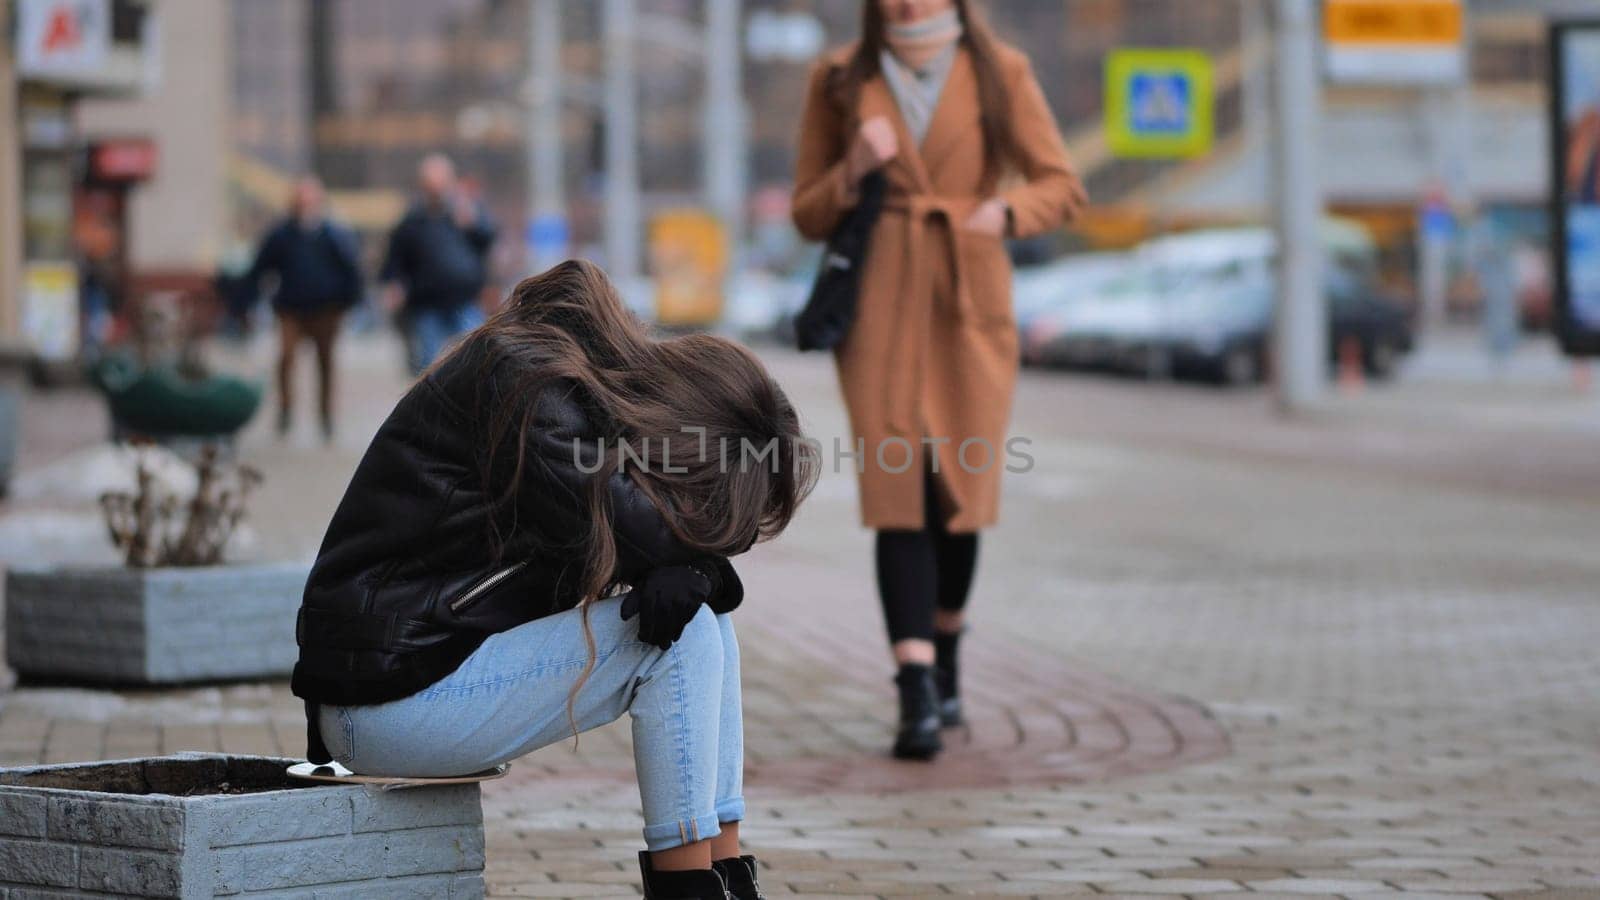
1014, 252, 1133, 367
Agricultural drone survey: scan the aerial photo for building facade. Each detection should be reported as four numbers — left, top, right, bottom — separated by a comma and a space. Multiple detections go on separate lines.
212, 1, 1556, 294
76, 0, 231, 288
0, 0, 164, 359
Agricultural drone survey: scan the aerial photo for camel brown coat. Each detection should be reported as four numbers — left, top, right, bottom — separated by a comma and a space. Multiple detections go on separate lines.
792, 41, 1086, 532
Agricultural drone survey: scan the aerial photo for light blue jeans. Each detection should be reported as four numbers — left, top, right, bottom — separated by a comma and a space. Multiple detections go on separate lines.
318, 599, 745, 851
405, 303, 485, 375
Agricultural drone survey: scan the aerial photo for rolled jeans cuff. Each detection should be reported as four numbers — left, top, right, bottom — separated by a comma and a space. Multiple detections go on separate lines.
642, 811, 723, 852
715, 796, 745, 824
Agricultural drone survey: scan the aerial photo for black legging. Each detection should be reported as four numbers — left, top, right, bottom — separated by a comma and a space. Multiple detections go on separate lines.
876, 473, 979, 643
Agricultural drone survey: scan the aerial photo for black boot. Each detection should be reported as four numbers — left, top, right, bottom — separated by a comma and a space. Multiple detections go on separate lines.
933, 628, 965, 727
892, 663, 943, 760
638, 851, 730, 900
712, 855, 766, 900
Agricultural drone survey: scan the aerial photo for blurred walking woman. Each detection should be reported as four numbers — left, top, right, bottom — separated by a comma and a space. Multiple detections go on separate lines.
792, 0, 1085, 760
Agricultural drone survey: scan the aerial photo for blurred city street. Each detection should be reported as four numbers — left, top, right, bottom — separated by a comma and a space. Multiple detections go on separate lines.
4, 1, 1600, 896
3, 331, 1598, 898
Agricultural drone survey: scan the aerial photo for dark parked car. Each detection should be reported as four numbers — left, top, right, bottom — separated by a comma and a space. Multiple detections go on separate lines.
1161, 265, 1414, 385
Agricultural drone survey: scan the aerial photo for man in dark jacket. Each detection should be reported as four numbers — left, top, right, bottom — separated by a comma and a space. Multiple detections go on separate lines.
246, 176, 363, 441
380, 154, 498, 375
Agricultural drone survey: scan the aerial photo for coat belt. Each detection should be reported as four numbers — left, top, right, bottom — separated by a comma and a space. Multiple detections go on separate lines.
879, 194, 974, 437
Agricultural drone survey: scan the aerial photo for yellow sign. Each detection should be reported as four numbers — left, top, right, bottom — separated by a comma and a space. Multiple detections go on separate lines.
21, 262, 80, 361
1325, 0, 1462, 45
1105, 49, 1214, 160
649, 210, 729, 327
1324, 0, 1466, 85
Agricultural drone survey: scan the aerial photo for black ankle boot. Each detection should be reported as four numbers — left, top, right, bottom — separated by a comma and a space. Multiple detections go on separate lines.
892, 663, 943, 760
638, 851, 730, 899
933, 628, 965, 727
712, 855, 766, 900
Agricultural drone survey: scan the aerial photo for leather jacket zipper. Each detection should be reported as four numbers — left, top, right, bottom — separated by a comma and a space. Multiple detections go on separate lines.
449, 561, 527, 613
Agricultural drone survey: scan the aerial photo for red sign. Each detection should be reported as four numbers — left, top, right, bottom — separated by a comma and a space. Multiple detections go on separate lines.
42, 5, 85, 52
90, 139, 158, 182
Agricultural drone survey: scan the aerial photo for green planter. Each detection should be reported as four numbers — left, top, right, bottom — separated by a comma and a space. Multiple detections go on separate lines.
91, 355, 263, 440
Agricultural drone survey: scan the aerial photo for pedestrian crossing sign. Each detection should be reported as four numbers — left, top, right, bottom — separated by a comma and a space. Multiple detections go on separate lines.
1106, 49, 1215, 159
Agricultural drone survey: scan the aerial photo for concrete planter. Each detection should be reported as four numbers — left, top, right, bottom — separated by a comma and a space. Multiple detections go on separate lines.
0, 753, 486, 898
4, 563, 306, 685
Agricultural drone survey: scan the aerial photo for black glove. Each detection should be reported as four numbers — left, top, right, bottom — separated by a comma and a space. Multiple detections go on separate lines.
703, 557, 744, 615
620, 563, 716, 650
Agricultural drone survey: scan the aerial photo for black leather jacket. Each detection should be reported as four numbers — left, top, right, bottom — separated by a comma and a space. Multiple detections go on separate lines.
292, 335, 734, 717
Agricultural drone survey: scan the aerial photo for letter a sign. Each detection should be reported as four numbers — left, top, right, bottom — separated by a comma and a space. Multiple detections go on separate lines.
16, 0, 112, 81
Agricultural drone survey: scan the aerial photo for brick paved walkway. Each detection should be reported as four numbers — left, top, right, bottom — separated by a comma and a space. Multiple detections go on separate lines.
3, 337, 1599, 898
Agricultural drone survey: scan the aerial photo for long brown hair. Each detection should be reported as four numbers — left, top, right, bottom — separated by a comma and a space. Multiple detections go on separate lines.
451, 260, 817, 732
828, 0, 1019, 177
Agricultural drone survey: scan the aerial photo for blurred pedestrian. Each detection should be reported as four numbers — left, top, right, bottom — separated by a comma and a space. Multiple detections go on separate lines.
1465, 208, 1518, 365
214, 234, 261, 342
245, 176, 363, 441
791, 0, 1086, 761
381, 153, 499, 375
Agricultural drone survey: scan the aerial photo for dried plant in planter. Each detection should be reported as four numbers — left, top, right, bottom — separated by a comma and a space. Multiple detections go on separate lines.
99, 444, 264, 567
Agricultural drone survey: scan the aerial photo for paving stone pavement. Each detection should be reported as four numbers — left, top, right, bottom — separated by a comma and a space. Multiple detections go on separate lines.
2, 336, 1599, 898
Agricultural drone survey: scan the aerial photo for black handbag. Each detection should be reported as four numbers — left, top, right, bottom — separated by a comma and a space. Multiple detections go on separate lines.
795, 170, 888, 352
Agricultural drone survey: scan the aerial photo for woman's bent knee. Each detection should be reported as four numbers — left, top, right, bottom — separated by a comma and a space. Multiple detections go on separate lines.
637, 604, 723, 697
716, 613, 739, 667
671, 604, 723, 665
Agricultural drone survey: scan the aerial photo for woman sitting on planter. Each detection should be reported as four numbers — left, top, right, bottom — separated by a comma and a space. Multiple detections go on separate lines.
292, 260, 817, 900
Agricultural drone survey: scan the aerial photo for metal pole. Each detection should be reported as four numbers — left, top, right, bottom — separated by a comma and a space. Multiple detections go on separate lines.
1418, 87, 1468, 338
1242, 0, 1270, 212
307, 0, 339, 181
702, 0, 743, 249
527, 0, 565, 271
1271, 0, 1326, 413
1420, 3, 1478, 337
0, 0, 21, 340
1419, 17, 1474, 340
603, 0, 640, 282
